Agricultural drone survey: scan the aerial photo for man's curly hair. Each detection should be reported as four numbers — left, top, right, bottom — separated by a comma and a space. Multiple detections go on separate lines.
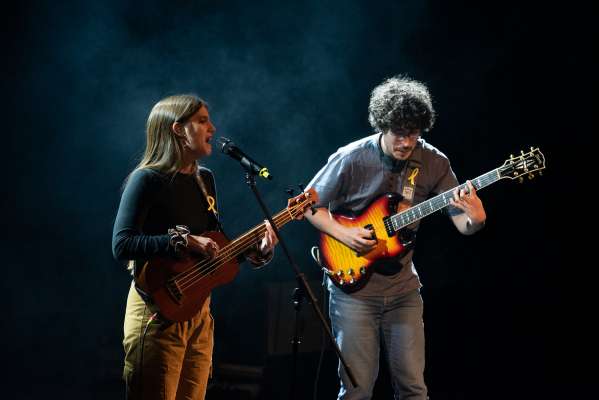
368, 75, 436, 134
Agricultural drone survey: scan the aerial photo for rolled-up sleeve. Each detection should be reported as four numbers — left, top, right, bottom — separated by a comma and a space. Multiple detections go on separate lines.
305, 151, 350, 210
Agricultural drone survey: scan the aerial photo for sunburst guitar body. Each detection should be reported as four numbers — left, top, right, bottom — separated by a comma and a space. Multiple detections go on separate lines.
319, 193, 414, 293
318, 147, 546, 293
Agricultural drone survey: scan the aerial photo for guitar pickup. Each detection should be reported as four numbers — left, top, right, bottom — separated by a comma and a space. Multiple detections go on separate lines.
382, 216, 395, 237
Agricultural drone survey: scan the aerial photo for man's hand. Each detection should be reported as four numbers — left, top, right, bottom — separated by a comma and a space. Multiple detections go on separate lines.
339, 226, 377, 253
450, 180, 486, 226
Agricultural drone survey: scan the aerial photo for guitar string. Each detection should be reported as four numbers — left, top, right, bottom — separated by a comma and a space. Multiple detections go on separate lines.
175, 213, 287, 291
174, 212, 291, 292
174, 200, 307, 292
322, 171, 500, 280
323, 173, 499, 283
174, 196, 315, 286
310, 158, 544, 283
174, 193, 316, 286
175, 209, 291, 289
390, 169, 500, 230
173, 197, 313, 291
173, 156, 543, 292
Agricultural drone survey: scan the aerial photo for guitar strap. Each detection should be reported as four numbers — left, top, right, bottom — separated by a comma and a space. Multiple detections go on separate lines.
376, 156, 422, 276
195, 168, 262, 266
194, 168, 225, 233
400, 156, 424, 238
400, 158, 421, 206
397, 155, 423, 259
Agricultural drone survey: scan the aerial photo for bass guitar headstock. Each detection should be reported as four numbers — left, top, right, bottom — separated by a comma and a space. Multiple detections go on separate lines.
287, 188, 319, 219
499, 147, 546, 182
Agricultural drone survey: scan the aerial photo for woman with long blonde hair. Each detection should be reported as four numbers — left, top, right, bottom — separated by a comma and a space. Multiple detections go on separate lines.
112, 94, 277, 400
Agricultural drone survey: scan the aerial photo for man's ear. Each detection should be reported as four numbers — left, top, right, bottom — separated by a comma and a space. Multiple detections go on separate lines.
172, 122, 185, 138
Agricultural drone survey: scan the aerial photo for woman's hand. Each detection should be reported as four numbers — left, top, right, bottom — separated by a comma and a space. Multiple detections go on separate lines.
259, 220, 279, 255
187, 234, 220, 259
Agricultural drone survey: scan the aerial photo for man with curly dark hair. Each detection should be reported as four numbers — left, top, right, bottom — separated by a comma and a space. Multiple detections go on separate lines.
305, 76, 486, 399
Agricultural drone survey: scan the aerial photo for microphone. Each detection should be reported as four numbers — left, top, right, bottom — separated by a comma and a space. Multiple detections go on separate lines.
217, 137, 273, 180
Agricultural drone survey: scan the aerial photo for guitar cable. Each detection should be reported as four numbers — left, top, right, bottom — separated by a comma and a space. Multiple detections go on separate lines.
310, 246, 322, 268
310, 246, 329, 400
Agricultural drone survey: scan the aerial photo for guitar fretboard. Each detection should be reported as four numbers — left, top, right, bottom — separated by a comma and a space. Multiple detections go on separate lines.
387, 168, 501, 232
172, 193, 316, 288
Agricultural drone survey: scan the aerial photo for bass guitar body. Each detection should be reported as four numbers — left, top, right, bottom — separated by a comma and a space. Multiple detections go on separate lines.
134, 189, 319, 322
136, 231, 236, 322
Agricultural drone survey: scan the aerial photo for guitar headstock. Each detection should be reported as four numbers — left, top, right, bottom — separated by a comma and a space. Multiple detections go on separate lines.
287, 188, 319, 219
499, 147, 546, 182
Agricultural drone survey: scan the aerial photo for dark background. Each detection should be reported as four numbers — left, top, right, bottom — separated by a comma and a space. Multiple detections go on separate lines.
3, 0, 593, 398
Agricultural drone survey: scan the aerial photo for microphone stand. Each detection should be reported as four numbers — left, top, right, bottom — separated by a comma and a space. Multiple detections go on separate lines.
241, 169, 358, 400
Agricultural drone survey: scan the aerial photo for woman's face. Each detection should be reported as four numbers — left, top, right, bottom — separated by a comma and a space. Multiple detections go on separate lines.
180, 106, 216, 159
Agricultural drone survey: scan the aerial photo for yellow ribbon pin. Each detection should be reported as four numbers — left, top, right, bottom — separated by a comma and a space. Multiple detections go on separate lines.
206, 195, 218, 215
407, 168, 419, 185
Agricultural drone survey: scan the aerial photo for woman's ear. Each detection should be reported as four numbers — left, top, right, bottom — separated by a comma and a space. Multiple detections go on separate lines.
172, 122, 185, 138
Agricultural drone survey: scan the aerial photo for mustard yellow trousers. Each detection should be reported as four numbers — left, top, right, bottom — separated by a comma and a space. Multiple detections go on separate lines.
123, 281, 214, 400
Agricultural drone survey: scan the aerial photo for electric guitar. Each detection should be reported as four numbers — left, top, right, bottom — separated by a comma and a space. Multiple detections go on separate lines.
318, 147, 545, 293
136, 188, 318, 321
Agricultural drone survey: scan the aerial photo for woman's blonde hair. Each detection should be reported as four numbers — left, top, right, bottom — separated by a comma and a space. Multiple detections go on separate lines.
135, 94, 207, 175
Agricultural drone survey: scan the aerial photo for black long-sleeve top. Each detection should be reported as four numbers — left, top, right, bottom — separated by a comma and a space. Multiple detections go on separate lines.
112, 167, 219, 264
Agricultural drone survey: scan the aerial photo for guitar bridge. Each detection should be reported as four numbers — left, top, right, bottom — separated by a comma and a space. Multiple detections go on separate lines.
166, 279, 183, 305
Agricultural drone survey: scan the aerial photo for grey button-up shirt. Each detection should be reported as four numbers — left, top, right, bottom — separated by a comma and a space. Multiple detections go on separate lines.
307, 133, 462, 297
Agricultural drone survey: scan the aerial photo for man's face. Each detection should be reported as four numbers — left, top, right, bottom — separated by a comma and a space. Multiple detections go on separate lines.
382, 128, 421, 160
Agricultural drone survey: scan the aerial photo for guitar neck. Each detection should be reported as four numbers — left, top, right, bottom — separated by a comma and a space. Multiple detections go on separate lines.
218, 207, 295, 261
389, 168, 502, 232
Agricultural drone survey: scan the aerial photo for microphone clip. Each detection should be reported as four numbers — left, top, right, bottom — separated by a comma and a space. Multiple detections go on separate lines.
217, 137, 273, 180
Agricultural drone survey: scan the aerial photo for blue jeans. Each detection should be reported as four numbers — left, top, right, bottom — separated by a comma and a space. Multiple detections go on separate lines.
329, 288, 427, 400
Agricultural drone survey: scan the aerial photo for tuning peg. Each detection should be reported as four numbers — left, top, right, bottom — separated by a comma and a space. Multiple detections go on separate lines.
539, 171, 543, 176
285, 187, 295, 196
519, 177, 524, 183
528, 173, 534, 180
530, 146, 535, 152
510, 154, 514, 160
521, 150, 525, 156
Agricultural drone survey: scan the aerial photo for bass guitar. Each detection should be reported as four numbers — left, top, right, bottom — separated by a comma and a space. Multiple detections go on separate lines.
318, 147, 545, 293
137, 188, 318, 321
